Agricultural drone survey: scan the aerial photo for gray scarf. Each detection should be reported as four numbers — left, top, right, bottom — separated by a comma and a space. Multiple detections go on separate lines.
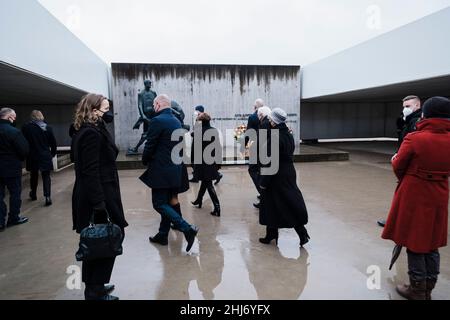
32, 120, 47, 131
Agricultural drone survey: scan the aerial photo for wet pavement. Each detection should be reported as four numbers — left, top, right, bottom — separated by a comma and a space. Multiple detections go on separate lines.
0, 144, 449, 300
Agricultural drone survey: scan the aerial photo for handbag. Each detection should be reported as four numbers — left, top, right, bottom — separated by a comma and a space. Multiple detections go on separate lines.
75, 209, 123, 261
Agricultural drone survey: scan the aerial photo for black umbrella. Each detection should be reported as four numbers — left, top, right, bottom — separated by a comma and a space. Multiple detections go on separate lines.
389, 244, 403, 270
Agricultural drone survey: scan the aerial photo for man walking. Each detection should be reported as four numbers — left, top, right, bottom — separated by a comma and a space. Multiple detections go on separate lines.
0, 108, 29, 231
140, 95, 198, 252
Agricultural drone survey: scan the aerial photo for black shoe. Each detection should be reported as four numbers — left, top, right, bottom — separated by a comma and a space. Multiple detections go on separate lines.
214, 173, 223, 185
149, 233, 168, 245
104, 284, 115, 295
191, 199, 202, 208
29, 191, 37, 201
184, 226, 199, 252
210, 207, 221, 217
259, 234, 278, 245
45, 197, 52, 206
85, 285, 119, 300
0, 224, 5, 232
7, 216, 29, 228
98, 294, 119, 301
259, 227, 279, 245
189, 177, 199, 183
295, 225, 310, 247
253, 202, 260, 209
377, 219, 386, 227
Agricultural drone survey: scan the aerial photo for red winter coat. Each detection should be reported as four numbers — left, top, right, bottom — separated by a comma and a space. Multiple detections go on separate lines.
382, 118, 450, 253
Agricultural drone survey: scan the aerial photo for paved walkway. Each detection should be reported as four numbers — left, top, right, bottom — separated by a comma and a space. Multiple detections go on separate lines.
0, 145, 449, 300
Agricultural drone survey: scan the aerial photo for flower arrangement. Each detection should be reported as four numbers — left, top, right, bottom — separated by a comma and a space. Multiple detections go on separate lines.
233, 124, 247, 141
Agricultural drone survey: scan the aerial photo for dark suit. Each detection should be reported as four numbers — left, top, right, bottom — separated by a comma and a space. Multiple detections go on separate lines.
71, 121, 128, 285
246, 111, 261, 194
140, 108, 192, 236
22, 121, 57, 197
0, 119, 29, 226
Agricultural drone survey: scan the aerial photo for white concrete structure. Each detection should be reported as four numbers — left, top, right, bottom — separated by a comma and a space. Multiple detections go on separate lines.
0, 0, 109, 98
300, 7, 450, 141
0, 0, 110, 145
302, 7, 450, 100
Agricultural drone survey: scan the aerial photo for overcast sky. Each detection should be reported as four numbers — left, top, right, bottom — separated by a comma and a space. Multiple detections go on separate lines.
38, 0, 450, 66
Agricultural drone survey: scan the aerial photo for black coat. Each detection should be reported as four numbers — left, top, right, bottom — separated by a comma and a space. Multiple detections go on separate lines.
259, 123, 308, 228
71, 122, 128, 233
194, 121, 221, 181
0, 119, 29, 177
255, 116, 271, 168
22, 121, 57, 172
245, 111, 259, 147
140, 109, 183, 189
398, 109, 422, 149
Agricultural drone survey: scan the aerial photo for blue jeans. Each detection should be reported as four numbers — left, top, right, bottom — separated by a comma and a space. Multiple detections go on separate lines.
151, 188, 190, 235
0, 176, 22, 225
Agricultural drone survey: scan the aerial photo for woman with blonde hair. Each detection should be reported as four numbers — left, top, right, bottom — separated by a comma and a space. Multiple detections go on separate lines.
22, 110, 57, 206
71, 93, 128, 300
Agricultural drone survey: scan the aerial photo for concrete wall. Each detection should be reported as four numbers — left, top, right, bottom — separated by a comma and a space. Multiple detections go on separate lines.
300, 102, 401, 140
302, 7, 450, 99
0, 0, 109, 97
111, 64, 301, 150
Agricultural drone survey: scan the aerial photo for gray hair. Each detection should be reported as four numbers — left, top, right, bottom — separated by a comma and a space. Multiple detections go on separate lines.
254, 98, 265, 109
0, 108, 15, 119
403, 95, 420, 103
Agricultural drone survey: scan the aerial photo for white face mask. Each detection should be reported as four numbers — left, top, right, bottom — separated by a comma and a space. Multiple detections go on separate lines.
193, 111, 199, 118
403, 107, 414, 119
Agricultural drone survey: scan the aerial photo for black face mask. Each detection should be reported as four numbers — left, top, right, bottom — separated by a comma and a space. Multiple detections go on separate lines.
102, 111, 114, 124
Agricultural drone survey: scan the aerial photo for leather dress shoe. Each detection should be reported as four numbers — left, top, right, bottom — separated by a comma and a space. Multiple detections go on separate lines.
7, 216, 29, 228
45, 197, 52, 206
149, 233, 168, 245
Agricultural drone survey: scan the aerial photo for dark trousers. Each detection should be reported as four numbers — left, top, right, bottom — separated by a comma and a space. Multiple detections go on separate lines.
0, 176, 22, 225
248, 164, 261, 194
82, 229, 125, 285
152, 188, 190, 235
407, 249, 440, 281
196, 180, 220, 206
30, 170, 51, 197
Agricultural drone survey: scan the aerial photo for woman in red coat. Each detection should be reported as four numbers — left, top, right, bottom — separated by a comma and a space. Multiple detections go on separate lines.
382, 96, 450, 300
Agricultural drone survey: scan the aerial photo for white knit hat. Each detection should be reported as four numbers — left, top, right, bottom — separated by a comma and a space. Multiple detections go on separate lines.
268, 108, 287, 124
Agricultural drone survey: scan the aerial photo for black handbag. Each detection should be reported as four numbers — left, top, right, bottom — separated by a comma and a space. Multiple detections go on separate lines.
75, 210, 123, 262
